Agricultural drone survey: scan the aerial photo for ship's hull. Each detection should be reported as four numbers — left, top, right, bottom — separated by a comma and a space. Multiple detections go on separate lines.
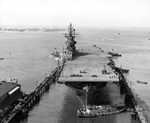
66, 82, 125, 107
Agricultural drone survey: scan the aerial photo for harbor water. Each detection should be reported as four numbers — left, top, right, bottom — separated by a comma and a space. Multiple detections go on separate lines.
0, 27, 150, 122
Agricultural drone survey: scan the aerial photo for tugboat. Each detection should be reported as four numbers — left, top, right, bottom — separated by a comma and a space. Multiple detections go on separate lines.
108, 49, 122, 57
118, 65, 129, 73
51, 48, 60, 57
137, 80, 147, 84
50, 48, 64, 60
77, 105, 126, 118
118, 66, 129, 73
120, 68, 129, 73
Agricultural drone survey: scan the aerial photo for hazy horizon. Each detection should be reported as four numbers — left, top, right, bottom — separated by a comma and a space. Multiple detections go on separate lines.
0, 0, 150, 28
1, 25, 150, 29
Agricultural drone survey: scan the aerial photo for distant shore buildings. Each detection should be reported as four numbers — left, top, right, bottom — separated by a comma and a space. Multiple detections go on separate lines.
0, 27, 66, 32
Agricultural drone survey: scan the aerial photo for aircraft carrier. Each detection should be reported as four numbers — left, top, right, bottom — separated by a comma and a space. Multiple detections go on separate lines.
55, 24, 147, 122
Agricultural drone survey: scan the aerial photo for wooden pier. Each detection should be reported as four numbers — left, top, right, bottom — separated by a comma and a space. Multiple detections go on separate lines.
0, 68, 60, 123
115, 67, 148, 123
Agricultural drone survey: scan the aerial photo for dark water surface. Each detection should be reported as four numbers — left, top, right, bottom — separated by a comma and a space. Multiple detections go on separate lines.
0, 27, 150, 122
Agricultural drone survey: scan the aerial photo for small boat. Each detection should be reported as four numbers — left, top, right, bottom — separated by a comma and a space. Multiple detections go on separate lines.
50, 48, 60, 57
137, 80, 147, 84
118, 65, 129, 73
77, 105, 126, 118
108, 52, 122, 57
0, 58, 4, 60
2, 78, 18, 83
120, 68, 129, 73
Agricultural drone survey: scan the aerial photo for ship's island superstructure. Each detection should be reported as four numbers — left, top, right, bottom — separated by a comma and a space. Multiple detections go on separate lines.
57, 24, 129, 117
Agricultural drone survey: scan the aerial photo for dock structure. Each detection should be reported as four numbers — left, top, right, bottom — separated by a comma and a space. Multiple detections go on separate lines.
0, 68, 59, 123
115, 67, 148, 123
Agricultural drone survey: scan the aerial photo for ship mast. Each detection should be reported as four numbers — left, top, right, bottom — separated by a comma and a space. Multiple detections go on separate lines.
10, 52, 12, 79
85, 92, 87, 108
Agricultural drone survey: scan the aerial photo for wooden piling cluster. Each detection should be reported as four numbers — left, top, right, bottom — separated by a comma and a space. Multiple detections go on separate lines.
0, 68, 59, 123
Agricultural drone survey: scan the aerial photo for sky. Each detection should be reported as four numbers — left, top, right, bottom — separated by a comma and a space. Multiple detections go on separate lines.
0, 0, 150, 27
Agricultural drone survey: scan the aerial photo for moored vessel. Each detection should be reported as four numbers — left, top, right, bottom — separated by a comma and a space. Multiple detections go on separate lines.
137, 80, 147, 84
54, 24, 149, 123
57, 24, 131, 118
